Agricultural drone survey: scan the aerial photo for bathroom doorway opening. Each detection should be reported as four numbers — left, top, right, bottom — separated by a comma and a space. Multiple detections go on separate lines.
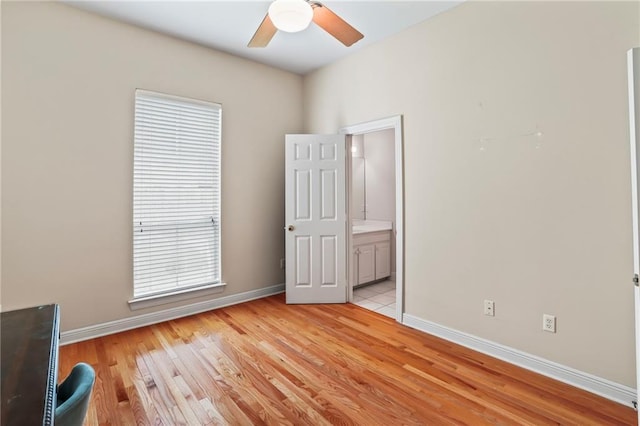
341, 116, 404, 322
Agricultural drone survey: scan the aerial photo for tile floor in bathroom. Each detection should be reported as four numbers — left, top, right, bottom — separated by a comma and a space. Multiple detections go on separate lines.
352, 279, 396, 318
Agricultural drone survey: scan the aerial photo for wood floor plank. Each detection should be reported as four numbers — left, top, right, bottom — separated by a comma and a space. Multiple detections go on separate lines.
59, 294, 636, 425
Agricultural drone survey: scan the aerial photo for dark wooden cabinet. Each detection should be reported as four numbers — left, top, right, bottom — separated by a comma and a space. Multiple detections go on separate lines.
1, 304, 60, 426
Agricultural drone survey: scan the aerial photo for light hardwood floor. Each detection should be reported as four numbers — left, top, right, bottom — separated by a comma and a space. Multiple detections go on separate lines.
59, 294, 635, 425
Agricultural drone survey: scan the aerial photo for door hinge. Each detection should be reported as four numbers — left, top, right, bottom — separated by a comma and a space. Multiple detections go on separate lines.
634, 274, 639, 287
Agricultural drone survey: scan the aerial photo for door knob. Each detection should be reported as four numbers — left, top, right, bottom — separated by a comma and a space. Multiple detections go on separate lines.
287, 225, 295, 231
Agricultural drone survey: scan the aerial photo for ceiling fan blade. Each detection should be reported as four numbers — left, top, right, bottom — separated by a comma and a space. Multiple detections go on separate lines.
311, 2, 363, 47
248, 14, 277, 47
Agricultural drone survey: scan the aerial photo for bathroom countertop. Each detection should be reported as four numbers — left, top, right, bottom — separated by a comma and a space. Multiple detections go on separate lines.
352, 220, 392, 235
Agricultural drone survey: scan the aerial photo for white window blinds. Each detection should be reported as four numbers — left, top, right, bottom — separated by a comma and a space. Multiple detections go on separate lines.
133, 89, 221, 298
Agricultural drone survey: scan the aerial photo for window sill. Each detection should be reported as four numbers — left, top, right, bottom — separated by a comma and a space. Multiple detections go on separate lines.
128, 283, 227, 311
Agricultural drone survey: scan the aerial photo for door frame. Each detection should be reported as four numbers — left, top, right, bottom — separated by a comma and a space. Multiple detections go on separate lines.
627, 47, 640, 418
340, 115, 404, 322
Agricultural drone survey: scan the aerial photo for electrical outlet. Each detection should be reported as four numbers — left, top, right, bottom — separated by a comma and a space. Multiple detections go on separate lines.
543, 314, 556, 333
483, 300, 495, 316
280, 258, 285, 269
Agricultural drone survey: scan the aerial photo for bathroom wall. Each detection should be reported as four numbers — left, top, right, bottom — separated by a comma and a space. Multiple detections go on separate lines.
351, 134, 365, 220
363, 129, 396, 222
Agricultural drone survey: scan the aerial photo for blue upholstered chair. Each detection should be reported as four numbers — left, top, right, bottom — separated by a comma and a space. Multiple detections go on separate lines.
55, 362, 95, 426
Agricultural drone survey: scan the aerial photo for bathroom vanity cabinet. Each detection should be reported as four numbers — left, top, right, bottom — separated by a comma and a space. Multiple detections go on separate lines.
353, 230, 391, 285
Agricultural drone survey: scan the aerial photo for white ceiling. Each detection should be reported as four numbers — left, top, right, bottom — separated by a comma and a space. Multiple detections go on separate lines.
63, 1, 463, 75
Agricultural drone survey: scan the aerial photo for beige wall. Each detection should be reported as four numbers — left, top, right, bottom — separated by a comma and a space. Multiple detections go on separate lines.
1, 2, 302, 330
304, 1, 640, 387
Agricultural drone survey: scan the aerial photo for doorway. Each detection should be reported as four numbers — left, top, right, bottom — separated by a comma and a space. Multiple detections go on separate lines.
341, 116, 404, 322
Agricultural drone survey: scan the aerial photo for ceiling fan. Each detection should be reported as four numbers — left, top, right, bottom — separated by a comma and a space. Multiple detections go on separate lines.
248, 0, 364, 48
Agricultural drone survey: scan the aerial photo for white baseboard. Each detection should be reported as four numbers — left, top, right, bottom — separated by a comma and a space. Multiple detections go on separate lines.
402, 313, 636, 408
61, 283, 285, 345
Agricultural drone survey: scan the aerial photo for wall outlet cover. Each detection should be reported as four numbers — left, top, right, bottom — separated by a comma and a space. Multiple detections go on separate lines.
483, 300, 495, 316
543, 314, 556, 333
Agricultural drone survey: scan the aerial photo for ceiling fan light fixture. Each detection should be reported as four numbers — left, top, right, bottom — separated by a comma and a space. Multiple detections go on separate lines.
268, 0, 313, 33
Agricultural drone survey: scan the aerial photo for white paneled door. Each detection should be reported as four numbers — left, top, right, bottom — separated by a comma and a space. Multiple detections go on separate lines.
285, 134, 347, 303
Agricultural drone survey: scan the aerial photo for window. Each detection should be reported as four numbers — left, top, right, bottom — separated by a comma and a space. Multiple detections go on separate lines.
133, 89, 221, 300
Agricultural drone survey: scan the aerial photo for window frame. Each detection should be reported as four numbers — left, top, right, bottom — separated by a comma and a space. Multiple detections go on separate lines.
129, 89, 224, 310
